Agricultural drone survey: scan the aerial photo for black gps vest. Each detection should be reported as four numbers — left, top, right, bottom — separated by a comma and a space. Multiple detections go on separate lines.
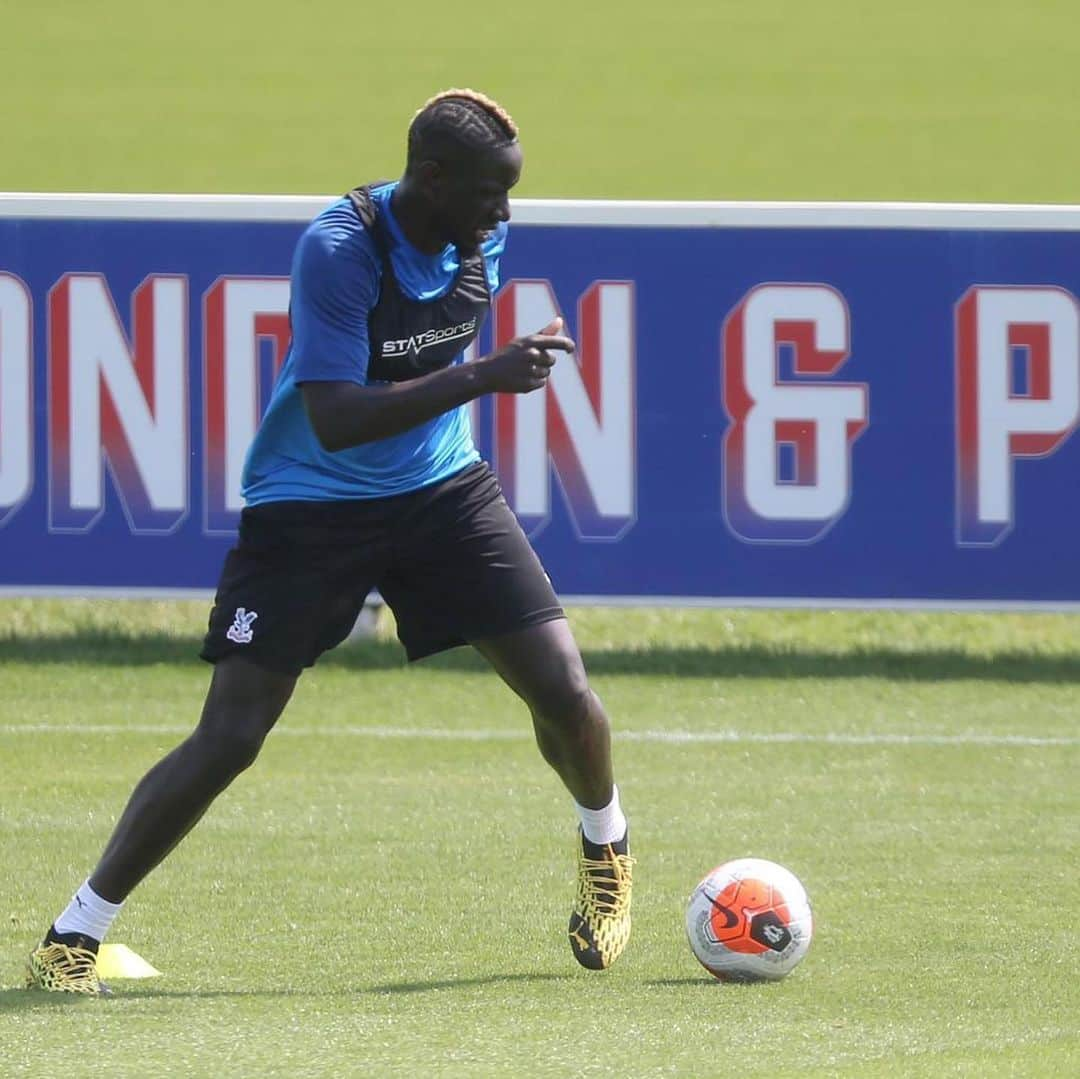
346, 184, 492, 383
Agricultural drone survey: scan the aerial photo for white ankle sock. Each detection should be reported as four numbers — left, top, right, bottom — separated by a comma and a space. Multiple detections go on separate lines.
574, 785, 627, 845
54, 880, 124, 943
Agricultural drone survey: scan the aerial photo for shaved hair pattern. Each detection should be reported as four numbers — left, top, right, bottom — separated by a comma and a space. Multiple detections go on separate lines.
407, 88, 518, 167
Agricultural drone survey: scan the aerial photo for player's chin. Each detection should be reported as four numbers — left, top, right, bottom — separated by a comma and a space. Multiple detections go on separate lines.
455, 233, 484, 256
459, 225, 495, 255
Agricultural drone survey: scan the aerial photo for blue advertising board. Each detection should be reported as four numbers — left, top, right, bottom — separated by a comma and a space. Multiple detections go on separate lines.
1, 194, 1079, 607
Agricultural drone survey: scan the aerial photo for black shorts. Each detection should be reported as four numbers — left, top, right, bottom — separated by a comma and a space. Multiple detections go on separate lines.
200, 462, 563, 675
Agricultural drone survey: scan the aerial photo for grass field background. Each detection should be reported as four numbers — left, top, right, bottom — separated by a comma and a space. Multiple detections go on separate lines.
3, 1, 1079, 202
2, 2, 1079, 1075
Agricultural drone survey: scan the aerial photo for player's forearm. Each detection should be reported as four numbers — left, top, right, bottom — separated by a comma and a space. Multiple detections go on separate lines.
301, 364, 493, 451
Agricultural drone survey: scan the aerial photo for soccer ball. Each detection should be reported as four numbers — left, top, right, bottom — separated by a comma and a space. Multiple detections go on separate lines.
685, 858, 813, 982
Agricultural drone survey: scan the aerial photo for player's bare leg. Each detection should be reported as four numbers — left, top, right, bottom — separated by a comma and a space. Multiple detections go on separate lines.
474, 619, 612, 806
27, 656, 295, 993
92, 656, 296, 899
473, 619, 634, 970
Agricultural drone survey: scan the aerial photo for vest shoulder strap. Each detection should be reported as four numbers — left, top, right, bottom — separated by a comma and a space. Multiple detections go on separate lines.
344, 183, 393, 259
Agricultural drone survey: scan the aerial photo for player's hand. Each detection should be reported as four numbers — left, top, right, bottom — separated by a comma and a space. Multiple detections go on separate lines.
476, 317, 575, 393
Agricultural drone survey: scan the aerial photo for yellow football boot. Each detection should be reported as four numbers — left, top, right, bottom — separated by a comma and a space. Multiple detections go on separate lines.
568, 829, 634, 970
26, 933, 109, 996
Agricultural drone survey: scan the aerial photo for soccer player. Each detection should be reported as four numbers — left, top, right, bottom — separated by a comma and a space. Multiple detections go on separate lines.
27, 89, 633, 994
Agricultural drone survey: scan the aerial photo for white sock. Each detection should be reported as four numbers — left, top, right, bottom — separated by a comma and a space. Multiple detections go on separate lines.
574, 785, 628, 845
53, 880, 124, 943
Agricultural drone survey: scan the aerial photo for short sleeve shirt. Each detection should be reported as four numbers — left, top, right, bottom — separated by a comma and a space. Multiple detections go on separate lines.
241, 182, 507, 503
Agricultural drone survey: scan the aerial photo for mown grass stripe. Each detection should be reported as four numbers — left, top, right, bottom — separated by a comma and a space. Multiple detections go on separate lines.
1, 723, 1075, 747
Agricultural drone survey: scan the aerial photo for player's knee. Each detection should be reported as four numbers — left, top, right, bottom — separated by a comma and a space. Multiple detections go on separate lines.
529, 658, 596, 733
191, 713, 269, 776
192, 661, 294, 777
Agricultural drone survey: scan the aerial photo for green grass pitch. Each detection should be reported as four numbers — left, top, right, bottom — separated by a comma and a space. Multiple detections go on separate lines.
2, 1, 1078, 202
1, 603, 1077, 1075
2, 2, 1079, 1075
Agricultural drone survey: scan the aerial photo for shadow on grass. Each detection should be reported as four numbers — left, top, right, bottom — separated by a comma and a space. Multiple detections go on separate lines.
0, 986, 312, 1010
0, 972, 569, 1008
364, 972, 569, 995
645, 976, 762, 989
2, 629, 1080, 683
0, 987, 89, 1012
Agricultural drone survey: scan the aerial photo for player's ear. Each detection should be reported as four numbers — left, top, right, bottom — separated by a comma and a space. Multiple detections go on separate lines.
415, 158, 451, 198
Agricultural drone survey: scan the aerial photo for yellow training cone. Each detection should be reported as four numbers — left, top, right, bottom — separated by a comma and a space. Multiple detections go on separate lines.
96, 943, 162, 979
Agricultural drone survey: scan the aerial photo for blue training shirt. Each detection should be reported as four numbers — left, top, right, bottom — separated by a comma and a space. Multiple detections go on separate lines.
241, 182, 506, 504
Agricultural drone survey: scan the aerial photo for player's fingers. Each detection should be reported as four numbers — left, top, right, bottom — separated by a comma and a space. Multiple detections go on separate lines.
522, 333, 574, 353
526, 347, 557, 368
537, 316, 564, 336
